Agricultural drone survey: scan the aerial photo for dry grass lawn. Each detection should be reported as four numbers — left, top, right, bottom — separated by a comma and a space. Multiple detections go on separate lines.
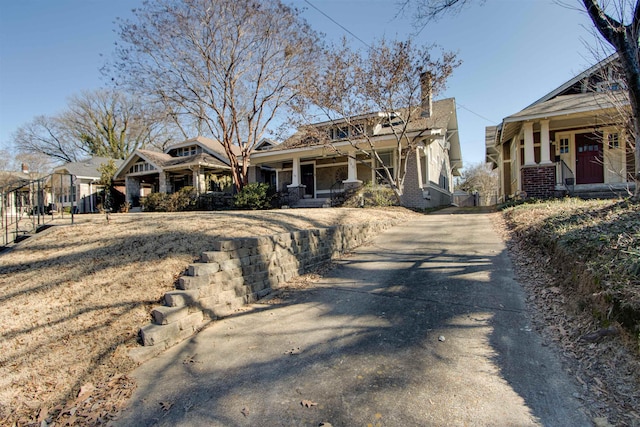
0, 207, 420, 425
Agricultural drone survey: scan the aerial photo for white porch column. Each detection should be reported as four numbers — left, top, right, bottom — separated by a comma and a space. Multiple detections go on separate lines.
540, 120, 552, 164
288, 156, 301, 187
344, 150, 361, 183
159, 171, 169, 193
523, 122, 536, 166
193, 167, 206, 194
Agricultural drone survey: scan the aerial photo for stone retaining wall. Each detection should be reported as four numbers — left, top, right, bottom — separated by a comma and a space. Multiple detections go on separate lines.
136, 221, 395, 355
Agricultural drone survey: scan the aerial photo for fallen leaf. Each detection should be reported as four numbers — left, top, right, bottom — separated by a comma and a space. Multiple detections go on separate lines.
37, 406, 49, 423
160, 401, 173, 411
241, 407, 249, 417
301, 400, 317, 408
76, 383, 95, 403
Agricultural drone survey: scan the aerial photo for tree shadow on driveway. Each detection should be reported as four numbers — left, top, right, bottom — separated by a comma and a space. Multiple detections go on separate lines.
114, 213, 589, 427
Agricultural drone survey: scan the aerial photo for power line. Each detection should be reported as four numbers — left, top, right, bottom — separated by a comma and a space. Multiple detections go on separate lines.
456, 103, 497, 124
303, 0, 371, 48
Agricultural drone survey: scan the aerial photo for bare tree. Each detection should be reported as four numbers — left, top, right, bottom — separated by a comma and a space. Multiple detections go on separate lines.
62, 89, 176, 159
110, 0, 322, 190
302, 38, 460, 200
456, 161, 499, 204
13, 115, 83, 164
13, 89, 174, 164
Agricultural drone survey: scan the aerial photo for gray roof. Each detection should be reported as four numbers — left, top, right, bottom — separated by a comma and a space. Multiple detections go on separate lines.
504, 92, 628, 123
55, 157, 124, 179
263, 98, 457, 153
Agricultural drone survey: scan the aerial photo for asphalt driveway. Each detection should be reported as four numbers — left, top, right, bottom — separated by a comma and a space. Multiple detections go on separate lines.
114, 208, 590, 426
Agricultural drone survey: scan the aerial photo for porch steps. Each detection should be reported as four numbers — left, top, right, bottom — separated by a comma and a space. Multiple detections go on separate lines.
290, 198, 330, 208
566, 184, 636, 200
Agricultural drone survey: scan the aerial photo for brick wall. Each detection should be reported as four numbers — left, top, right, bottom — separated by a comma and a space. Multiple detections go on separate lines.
521, 165, 556, 199
401, 148, 452, 208
133, 220, 397, 360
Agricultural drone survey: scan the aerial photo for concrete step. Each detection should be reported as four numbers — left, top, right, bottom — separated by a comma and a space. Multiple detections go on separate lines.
291, 198, 330, 208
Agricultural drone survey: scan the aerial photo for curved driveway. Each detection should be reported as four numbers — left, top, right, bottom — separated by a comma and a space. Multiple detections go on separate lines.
115, 208, 590, 426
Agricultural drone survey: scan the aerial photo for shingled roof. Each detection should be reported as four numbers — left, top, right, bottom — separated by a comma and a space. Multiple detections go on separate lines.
264, 98, 456, 153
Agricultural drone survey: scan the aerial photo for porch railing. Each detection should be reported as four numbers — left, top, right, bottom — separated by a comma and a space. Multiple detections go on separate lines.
558, 159, 575, 195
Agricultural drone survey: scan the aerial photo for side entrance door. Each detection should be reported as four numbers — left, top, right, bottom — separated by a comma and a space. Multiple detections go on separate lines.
575, 132, 604, 184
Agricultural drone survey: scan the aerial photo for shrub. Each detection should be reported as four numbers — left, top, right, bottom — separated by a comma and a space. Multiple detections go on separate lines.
141, 187, 198, 212
234, 183, 274, 210
343, 183, 398, 207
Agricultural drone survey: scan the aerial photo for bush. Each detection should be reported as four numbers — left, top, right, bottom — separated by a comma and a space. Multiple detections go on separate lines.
141, 187, 198, 212
234, 183, 274, 210
343, 183, 399, 208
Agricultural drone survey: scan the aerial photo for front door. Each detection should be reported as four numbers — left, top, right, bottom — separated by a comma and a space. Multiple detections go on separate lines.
301, 164, 315, 197
575, 132, 604, 184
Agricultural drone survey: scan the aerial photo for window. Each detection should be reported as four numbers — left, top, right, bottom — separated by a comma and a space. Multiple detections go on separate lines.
559, 137, 570, 154
335, 126, 349, 139
375, 151, 393, 184
608, 133, 620, 149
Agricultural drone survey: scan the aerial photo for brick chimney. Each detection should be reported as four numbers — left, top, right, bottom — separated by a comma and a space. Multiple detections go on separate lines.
21, 163, 29, 174
420, 72, 432, 118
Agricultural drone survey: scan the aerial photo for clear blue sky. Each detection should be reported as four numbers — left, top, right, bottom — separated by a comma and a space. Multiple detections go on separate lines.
0, 0, 598, 168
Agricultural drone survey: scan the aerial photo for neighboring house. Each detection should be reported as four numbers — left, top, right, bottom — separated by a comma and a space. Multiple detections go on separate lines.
52, 157, 124, 213
248, 98, 463, 209
0, 165, 33, 218
486, 55, 636, 201
114, 136, 238, 207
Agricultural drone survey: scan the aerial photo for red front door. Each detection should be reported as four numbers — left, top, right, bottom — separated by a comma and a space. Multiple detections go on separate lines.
575, 132, 604, 184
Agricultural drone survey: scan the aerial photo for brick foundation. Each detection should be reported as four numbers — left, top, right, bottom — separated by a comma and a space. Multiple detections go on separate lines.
521, 164, 556, 199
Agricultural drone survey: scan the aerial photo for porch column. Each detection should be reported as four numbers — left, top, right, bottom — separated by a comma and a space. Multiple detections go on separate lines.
193, 167, 206, 194
523, 122, 536, 166
159, 171, 169, 193
287, 155, 305, 204
344, 150, 361, 183
540, 120, 552, 164
289, 156, 301, 187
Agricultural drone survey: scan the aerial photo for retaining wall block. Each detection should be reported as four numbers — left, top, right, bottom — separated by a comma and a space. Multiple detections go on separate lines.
165, 290, 200, 307
222, 276, 246, 291
197, 282, 224, 298
201, 251, 231, 264
212, 239, 243, 252
178, 275, 210, 290
199, 296, 221, 319
178, 311, 205, 333
219, 258, 243, 271
188, 263, 220, 277
151, 305, 192, 325
227, 247, 251, 260
140, 322, 179, 346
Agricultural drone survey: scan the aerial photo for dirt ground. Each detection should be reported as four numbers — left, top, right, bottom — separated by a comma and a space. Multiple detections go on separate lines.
0, 207, 419, 426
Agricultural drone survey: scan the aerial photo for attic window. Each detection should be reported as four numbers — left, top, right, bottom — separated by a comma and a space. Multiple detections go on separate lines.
329, 126, 349, 140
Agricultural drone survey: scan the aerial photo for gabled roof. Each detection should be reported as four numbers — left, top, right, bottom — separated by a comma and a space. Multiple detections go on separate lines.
166, 136, 241, 158
262, 98, 457, 153
114, 148, 231, 180
504, 92, 628, 123
527, 54, 619, 107
54, 157, 124, 180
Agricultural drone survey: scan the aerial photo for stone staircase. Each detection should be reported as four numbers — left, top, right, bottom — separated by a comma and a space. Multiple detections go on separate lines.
130, 220, 399, 363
